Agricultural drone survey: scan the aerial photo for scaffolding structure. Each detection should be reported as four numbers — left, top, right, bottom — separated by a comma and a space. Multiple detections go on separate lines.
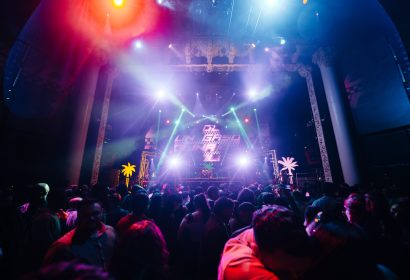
138, 151, 157, 185
268, 149, 280, 181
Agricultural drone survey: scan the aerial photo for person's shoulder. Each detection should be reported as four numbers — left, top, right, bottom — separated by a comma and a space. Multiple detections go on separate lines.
231, 225, 252, 238
98, 224, 117, 243
116, 213, 132, 224
182, 212, 194, 222
104, 224, 116, 236
219, 229, 279, 280
44, 229, 76, 265
225, 228, 254, 247
53, 228, 76, 246
312, 196, 324, 202
311, 196, 326, 206
105, 224, 114, 230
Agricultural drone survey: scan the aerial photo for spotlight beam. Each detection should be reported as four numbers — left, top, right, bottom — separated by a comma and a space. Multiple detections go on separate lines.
202, 114, 219, 123
217, 92, 236, 116
221, 102, 249, 117
168, 95, 195, 117
253, 109, 262, 148
169, 45, 184, 60
157, 110, 185, 170
232, 110, 253, 149
221, 110, 232, 117
222, 85, 273, 116
220, 141, 233, 167
115, 52, 158, 94
155, 109, 161, 149
192, 117, 208, 125
245, 3, 253, 29
252, 7, 263, 35
227, 0, 235, 34
116, 51, 195, 117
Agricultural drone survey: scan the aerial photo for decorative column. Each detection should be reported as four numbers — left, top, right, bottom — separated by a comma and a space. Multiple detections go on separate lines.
68, 50, 106, 185
90, 66, 118, 186
313, 48, 360, 185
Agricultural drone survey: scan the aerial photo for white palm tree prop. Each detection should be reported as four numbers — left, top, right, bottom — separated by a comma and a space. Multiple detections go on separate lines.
278, 157, 298, 175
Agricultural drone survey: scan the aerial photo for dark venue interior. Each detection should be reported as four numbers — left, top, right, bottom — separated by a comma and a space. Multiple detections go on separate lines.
1, 0, 409, 279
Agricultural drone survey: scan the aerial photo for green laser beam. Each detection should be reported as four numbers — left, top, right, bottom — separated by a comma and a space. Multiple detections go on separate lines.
169, 95, 195, 117
254, 109, 262, 148
232, 110, 253, 150
157, 110, 185, 170
155, 110, 161, 149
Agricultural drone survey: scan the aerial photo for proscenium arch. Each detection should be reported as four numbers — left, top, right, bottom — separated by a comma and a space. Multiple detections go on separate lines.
115, 38, 332, 183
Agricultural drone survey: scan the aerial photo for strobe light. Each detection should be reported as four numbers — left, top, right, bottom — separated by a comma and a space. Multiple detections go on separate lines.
237, 154, 251, 169
168, 155, 183, 169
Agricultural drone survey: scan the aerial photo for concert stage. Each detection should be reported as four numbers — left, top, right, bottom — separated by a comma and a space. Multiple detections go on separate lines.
141, 177, 248, 187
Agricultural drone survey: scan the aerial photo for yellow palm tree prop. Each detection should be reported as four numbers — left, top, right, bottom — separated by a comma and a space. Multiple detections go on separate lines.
121, 162, 136, 188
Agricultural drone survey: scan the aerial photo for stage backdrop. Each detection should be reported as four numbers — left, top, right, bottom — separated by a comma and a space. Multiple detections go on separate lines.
174, 124, 241, 163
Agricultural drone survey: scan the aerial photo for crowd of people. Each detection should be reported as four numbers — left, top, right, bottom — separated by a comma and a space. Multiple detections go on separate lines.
0, 179, 409, 279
